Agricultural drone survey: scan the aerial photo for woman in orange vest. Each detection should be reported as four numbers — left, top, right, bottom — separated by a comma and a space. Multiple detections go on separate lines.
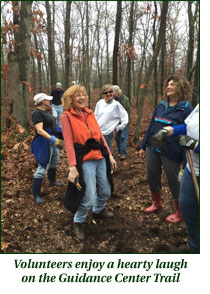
61, 85, 117, 241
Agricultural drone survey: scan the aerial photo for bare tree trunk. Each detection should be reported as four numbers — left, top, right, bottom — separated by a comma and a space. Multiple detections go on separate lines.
113, 1, 122, 85
33, 33, 42, 92
135, 46, 146, 108
126, 1, 134, 98
65, 1, 72, 90
76, 4, 85, 85
38, 34, 50, 92
160, 39, 166, 98
134, 2, 168, 145
85, 2, 91, 108
31, 55, 36, 96
13, 1, 21, 55
153, 1, 158, 107
8, 1, 33, 129
192, 38, 199, 108
46, 1, 57, 89
19, 1, 33, 129
8, 52, 22, 125
7, 1, 20, 120
96, 2, 102, 90
105, 2, 110, 83
187, 1, 199, 82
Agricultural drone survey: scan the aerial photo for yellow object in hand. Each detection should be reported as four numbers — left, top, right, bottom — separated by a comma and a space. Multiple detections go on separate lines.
54, 138, 64, 149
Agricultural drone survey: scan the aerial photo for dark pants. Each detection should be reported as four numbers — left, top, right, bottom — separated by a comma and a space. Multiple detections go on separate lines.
146, 147, 180, 200
179, 168, 199, 252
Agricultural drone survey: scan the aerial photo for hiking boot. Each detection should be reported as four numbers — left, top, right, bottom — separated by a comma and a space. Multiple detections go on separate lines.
48, 168, 62, 187
120, 155, 126, 160
145, 192, 162, 213
73, 223, 85, 240
92, 209, 114, 219
32, 178, 45, 204
49, 181, 63, 187
165, 200, 183, 223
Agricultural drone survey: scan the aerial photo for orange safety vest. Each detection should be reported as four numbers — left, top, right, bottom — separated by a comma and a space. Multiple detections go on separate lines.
64, 107, 104, 163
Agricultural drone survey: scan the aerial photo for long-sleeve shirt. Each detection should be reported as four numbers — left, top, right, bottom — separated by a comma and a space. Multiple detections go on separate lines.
140, 100, 193, 163
50, 89, 64, 105
94, 98, 128, 135
115, 94, 131, 124
61, 111, 111, 166
172, 104, 199, 176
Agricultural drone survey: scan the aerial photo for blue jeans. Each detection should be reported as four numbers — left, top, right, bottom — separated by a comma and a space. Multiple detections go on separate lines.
179, 168, 199, 252
74, 158, 111, 223
52, 104, 63, 127
115, 125, 130, 156
104, 132, 113, 152
34, 145, 60, 179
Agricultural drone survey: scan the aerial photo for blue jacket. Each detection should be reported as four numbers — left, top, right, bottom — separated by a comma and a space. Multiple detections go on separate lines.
31, 127, 62, 168
140, 100, 193, 163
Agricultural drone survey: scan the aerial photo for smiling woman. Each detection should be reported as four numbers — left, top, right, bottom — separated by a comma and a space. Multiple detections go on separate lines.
94, 84, 129, 152
137, 74, 193, 223
61, 85, 88, 112
60, 84, 117, 241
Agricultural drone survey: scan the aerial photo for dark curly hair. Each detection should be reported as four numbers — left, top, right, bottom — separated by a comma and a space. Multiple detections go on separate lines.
164, 74, 192, 102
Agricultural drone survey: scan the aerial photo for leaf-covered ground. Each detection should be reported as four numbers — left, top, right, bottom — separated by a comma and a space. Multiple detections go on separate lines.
1, 94, 189, 254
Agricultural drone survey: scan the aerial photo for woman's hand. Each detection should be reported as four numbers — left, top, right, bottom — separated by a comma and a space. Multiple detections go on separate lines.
109, 155, 117, 172
163, 126, 174, 136
68, 166, 79, 183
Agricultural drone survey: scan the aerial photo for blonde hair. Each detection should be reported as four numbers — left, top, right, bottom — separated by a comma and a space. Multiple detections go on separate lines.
62, 85, 88, 111
112, 85, 122, 95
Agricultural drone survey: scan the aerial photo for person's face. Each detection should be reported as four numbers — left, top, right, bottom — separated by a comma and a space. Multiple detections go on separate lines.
57, 88, 61, 91
42, 99, 51, 111
72, 93, 86, 110
114, 91, 120, 99
166, 80, 178, 98
103, 88, 113, 102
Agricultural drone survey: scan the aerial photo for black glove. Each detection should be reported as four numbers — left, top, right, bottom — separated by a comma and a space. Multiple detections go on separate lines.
178, 135, 197, 150
149, 129, 168, 149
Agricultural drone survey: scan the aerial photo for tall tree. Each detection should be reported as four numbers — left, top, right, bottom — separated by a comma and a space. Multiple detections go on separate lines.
7, 1, 20, 120
105, 2, 110, 84
8, 1, 33, 129
192, 32, 199, 108
33, 32, 42, 93
113, 1, 122, 85
126, 1, 135, 98
186, 1, 199, 82
134, 1, 168, 145
85, 1, 91, 107
64, 1, 72, 90
160, 39, 166, 98
45, 1, 57, 88
152, 1, 158, 107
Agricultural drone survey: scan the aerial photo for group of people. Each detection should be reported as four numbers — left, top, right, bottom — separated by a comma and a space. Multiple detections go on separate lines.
31, 74, 199, 253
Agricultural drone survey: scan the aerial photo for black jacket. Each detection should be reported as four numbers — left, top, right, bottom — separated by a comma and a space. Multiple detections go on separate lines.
63, 138, 113, 214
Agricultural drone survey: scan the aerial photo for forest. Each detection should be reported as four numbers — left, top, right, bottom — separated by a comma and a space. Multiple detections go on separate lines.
1, 1, 199, 253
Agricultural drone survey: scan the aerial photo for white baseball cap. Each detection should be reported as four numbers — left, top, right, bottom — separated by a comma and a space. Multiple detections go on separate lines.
33, 93, 53, 105
56, 82, 62, 89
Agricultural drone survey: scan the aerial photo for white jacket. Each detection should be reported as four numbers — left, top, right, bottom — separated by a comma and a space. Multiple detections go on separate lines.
185, 104, 199, 176
94, 98, 128, 135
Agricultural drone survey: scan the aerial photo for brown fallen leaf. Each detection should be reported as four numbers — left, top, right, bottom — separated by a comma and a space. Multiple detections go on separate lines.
1, 242, 10, 252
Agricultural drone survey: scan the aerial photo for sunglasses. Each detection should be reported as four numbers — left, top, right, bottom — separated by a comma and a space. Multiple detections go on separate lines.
103, 90, 113, 95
